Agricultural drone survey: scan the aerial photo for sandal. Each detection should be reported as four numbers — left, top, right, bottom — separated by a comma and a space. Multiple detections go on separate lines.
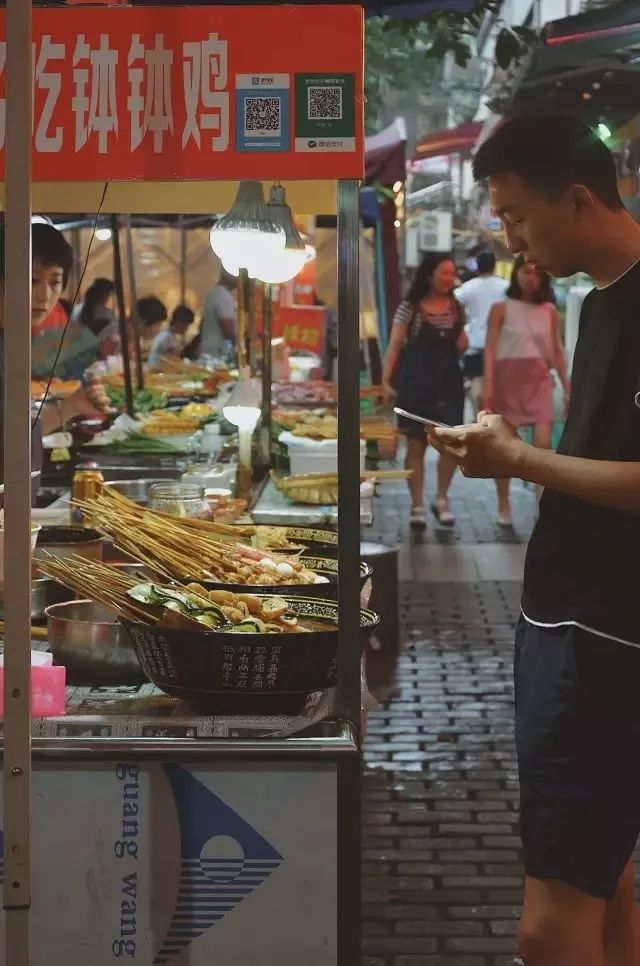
431, 500, 455, 528
497, 513, 514, 529
410, 506, 427, 531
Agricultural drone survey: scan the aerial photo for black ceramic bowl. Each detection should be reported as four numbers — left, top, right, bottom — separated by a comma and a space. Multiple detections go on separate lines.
252, 526, 339, 556
122, 595, 379, 715
196, 555, 371, 602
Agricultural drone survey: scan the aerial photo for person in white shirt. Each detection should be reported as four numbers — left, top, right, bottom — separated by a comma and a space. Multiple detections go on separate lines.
200, 271, 237, 360
147, 304, 194, 371
455, 251, 508, 414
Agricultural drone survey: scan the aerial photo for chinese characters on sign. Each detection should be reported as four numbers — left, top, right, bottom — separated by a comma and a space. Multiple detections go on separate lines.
0, 6, 364, 181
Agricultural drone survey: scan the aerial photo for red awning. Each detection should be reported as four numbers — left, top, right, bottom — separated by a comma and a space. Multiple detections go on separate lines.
413, 121, 483, 160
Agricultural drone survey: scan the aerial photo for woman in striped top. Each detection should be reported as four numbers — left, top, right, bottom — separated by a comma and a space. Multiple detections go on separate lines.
383, 253, 467, 530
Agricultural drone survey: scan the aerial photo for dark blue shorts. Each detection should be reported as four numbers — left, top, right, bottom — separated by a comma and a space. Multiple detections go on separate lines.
515, 617, 640, 900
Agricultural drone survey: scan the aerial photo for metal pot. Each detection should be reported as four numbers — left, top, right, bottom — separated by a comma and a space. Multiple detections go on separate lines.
0, 575, 74, 622
104, 479, 174, 506
35, 526, 105, 563
46, 600, 144, 685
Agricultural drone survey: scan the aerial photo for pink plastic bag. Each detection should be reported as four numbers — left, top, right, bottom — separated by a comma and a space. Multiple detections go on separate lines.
0, 665, 66, 717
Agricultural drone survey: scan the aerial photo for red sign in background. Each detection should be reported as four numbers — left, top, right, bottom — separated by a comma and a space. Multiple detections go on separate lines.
0, 5, 364, 182
273, 305, 326, 356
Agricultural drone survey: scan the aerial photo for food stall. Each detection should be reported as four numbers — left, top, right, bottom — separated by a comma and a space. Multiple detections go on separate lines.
1, 4, 368, 964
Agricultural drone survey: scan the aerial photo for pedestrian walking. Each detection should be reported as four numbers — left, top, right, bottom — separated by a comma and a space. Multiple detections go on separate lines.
382, 252, 467, 531
484, 255, 568, 526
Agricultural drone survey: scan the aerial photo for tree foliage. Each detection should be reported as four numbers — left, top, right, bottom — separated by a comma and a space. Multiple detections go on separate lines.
365, 5, 536, 131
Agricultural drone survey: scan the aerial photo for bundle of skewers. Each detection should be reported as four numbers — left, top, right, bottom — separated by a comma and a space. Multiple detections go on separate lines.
37, 554, 308, 634
74, 488, 321, 586
37, 555, 149, 622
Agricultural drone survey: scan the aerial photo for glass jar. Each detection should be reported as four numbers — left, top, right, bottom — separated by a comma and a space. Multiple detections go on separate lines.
148, 483, 211, 519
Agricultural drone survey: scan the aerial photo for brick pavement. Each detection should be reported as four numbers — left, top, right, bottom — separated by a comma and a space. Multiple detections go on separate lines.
363, 579, 525, 966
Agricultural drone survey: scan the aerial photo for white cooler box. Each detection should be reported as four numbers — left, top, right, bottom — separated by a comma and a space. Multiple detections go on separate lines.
279, 431, 366, 476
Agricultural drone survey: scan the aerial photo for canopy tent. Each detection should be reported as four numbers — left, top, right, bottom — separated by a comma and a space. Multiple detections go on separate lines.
509, 0, 640, 127
365, 117, 406, 352
413, 120, 483, 162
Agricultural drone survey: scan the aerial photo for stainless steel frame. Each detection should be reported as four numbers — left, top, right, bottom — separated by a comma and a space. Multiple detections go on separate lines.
3, 1, 33, 962
2, 12, 363, 963
336, 179, 362, 966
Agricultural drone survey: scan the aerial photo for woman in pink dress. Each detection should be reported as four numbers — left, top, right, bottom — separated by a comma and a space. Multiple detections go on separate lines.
484, 256, 569, 526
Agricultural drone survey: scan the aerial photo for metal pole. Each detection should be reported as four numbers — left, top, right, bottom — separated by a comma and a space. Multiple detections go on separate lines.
260, 283, 273, 465
4, 0, 33, 962
124, 216, 144, 391
110, 215, 135, 418
247, 275, 256, 374
179, 216, 187, 304
336, 179, 361, 966
237, 268, 249, 371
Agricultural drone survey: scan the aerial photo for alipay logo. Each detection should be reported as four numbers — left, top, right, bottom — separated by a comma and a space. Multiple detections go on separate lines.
155, 764, 283, 964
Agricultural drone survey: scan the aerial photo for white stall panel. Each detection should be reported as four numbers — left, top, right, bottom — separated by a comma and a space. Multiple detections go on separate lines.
0, 761, 337, 965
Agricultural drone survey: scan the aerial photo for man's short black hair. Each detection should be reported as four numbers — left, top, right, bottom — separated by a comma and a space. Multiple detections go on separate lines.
137, 295, 167, 327
476, 251, 496, 274
473, 114, 623, 211
171, 304, 195, 327
0, 222, 73, 287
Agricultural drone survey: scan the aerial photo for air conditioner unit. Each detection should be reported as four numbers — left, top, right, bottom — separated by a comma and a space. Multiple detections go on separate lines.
419, 209, 453, 252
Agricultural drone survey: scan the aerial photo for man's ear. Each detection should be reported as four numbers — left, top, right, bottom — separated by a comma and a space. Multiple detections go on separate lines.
571, 183, 596, 217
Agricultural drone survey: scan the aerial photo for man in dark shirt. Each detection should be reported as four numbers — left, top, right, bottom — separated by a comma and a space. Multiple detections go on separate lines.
430, 115, 640, 965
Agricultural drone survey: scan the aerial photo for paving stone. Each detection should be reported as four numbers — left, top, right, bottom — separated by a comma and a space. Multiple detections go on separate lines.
362, 480, 531, 963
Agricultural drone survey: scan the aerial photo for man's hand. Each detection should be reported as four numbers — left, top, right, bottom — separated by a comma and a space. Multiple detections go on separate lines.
63, 380, 110, 422
427, 412, 526, 479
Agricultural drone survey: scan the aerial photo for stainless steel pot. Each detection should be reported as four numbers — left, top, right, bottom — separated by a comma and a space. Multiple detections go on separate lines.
104, 479, 174, 506
46, 600, 145, 685
0, 576, 74, 621
35, 526, 105, 563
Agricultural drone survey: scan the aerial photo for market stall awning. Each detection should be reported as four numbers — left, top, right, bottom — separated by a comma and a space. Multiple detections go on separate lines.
0, 181, 339, 216
122, 0, 477, 14
413, 121, 483, 161
509, 0, 640, 124
365, 117, 407, 184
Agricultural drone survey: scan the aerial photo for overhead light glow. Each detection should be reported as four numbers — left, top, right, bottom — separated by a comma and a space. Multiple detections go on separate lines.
210, 180, 285, 277
256, 184, 307, 284
95, 228, 112, 242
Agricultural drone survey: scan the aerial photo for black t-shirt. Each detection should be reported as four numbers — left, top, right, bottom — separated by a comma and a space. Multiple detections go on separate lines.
523, 261, 640, 644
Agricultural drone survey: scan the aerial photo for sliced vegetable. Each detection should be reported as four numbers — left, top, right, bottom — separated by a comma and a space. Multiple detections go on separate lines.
229, 620, 262, 633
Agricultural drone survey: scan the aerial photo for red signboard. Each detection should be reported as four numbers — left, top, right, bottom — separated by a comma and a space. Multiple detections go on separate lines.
0, 5, 364, 181
273, 305, 326, 356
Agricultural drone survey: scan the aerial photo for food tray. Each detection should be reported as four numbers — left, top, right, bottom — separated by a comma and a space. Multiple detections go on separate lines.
123, 595, 378, 715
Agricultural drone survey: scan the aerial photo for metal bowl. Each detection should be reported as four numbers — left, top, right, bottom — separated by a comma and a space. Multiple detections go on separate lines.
104, 479, 175, 506
196, 556, 371, 602
46, 600, 145, 685
35, 526, 105, 562
123, 595, 379, 714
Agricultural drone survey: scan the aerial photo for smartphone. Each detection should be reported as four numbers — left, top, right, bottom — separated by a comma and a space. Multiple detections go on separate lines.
393, 407, 451, 429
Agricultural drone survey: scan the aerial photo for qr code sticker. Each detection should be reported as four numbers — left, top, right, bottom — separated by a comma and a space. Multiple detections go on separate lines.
308, 86, 343, 121
244, 96, 281, 136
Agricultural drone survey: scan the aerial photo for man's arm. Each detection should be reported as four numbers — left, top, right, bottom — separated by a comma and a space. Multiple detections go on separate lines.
429, 414, 640, 515
517, 444, 640, 515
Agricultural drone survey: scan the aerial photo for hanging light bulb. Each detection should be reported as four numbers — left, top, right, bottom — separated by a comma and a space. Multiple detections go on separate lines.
256, 184, 307, 284
210, 181, 285, 277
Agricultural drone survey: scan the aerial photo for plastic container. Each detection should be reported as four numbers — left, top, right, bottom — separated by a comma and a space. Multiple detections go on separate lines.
0, 664, 66, 717
280, 432, 366, 476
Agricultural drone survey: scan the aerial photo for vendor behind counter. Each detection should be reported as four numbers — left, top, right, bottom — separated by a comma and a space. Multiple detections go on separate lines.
0, 223, 109, 503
